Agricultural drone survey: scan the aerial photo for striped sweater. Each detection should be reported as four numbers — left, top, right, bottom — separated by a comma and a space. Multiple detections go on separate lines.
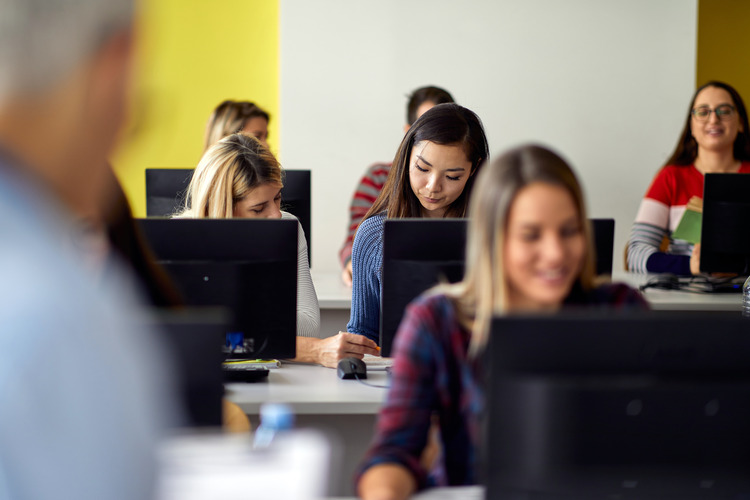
281, 211, 321, 338
627, 163, 750, 274
339, 162, 391, 267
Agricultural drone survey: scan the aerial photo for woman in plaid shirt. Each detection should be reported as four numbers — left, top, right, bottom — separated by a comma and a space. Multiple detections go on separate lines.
357, 145, 647, 500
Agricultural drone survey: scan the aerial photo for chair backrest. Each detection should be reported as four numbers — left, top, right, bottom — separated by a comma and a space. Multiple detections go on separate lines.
145, 168, 312, 265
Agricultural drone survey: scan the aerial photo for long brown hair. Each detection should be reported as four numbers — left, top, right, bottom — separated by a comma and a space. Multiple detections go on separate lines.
363, 103, 489, 221
664, 80, 750, 167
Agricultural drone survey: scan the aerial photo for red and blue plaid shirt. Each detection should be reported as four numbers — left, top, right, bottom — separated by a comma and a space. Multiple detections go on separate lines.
357, 282, 648, 491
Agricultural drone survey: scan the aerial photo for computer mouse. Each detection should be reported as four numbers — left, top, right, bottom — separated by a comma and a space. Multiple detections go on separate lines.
337, 357, 367, 380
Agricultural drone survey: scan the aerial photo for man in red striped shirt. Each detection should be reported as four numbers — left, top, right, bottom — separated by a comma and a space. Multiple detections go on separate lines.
340, 86, 454, 285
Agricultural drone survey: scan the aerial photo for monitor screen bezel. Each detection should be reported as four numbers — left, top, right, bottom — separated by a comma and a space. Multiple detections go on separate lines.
481, 311, 750, 499
137, 218, 298, 359
700, 172, 750, 274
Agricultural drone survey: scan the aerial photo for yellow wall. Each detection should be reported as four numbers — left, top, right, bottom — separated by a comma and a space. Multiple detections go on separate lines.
696, 0, 750, 98
111, 0, 279, 217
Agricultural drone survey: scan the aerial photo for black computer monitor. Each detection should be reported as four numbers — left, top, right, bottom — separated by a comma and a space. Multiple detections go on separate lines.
137, 218, 297, 359
700, 173, 750, 274
378, 218, 615, 357
144, 168, 312, 265
379, 219, 466, 357
150, 308, 229, 427
279, 169, 312, 265
591, 218, 614, 276
145, 168, 193, 217
482, 311, 750, 499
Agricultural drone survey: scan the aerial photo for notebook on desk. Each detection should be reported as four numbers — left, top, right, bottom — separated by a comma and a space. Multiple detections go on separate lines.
362, 354, 394, 371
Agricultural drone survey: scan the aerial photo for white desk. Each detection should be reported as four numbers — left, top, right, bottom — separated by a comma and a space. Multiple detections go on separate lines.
312, 270, 744, 341
612, 272, 742, 311
313, 270, 743, 321
226, 364, 388, 496
226, 363, 387, 415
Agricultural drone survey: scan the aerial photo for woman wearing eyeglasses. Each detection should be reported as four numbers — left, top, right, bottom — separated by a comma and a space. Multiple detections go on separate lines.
627, 81, 750, 275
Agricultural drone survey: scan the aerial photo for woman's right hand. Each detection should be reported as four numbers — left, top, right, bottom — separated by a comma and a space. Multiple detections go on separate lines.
300, 332, 379, 368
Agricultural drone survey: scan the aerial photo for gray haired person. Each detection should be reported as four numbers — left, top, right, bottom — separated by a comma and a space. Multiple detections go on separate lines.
0, 1, 179, 498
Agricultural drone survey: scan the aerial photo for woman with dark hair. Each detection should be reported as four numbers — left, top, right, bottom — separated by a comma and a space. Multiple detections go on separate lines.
356, 145, 646, 500
628, 81, 750, 275
345, 103, 489, 344
339, 85, 455, 285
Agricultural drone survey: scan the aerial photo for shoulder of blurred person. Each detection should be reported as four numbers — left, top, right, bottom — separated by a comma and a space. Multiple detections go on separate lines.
0, 153, 180, 500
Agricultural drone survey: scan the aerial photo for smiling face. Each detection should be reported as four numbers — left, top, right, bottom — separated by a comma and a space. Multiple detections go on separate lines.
691, 86, 743, 154
408, 141, 472, 218
232, 182, 282, 219
503, 182, 586, 311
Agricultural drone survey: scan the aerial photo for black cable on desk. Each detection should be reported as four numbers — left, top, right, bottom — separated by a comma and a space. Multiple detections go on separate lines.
354, 372, 390, 389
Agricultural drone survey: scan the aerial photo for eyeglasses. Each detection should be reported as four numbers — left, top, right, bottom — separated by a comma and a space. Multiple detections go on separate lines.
691, 104, 736, 122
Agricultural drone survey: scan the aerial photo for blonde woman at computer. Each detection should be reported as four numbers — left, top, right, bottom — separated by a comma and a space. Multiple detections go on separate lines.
178, 133, 375, 367
339, 85, 455, 286
627, 81, 750, 275
356, 145, 647, 500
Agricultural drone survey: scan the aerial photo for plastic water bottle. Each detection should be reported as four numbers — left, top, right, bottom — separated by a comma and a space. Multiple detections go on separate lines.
253, 403, 294, 449
743, 276, 750, 318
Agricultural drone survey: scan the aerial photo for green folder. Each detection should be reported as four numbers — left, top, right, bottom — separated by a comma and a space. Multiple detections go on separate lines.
672, 208, 702, 244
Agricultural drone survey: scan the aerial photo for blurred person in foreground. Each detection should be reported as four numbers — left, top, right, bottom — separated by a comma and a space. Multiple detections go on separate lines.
0, 0, 179, 499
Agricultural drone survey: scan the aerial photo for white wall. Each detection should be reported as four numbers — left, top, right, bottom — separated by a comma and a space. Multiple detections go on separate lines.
280, 0, 697, 274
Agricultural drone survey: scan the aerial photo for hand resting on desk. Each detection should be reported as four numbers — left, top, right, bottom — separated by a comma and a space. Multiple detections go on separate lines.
293, 332, 379, 368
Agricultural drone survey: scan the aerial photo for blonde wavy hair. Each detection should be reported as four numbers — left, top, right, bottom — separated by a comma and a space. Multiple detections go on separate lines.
203, 100, 270, 152
178, 133, 282, 219
439, 144, 596, 355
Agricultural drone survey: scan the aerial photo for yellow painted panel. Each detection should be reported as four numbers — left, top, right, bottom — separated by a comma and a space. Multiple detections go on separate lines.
697, 0, 750, 100
111, 0, 279, 216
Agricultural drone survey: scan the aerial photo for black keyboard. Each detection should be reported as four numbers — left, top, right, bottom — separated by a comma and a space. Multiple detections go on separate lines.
222, 365, 270, 383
